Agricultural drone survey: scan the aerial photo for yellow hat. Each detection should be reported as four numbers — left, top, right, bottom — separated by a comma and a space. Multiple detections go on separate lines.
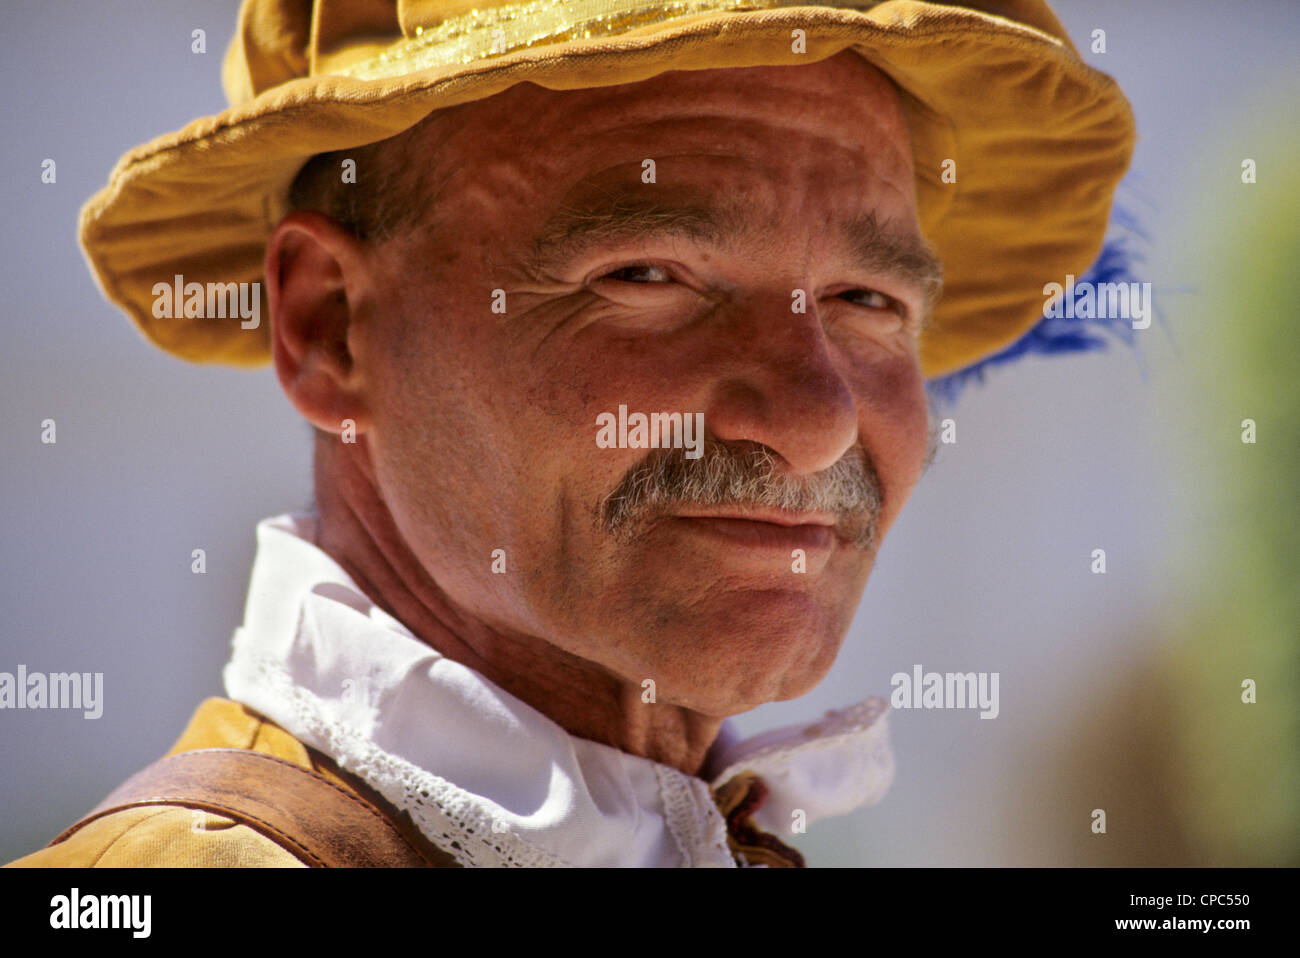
79, 0, 1135, 379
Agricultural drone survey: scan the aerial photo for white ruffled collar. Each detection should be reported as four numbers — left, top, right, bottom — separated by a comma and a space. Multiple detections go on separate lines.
223, 514, 894, 867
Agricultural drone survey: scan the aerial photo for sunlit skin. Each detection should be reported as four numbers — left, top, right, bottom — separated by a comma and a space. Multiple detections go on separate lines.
265, 50, 934, 778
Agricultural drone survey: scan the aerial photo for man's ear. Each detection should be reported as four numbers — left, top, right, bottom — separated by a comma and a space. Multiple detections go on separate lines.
265, 210, 374, 437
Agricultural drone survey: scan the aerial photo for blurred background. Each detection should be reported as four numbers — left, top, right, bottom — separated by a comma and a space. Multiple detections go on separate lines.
1, 0, 1296, 866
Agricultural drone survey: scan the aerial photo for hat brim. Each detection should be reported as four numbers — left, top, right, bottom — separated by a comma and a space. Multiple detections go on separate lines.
79, 2, 1135, 378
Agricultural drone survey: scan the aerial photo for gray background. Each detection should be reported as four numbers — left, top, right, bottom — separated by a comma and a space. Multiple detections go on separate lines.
2, 0, 1295, 865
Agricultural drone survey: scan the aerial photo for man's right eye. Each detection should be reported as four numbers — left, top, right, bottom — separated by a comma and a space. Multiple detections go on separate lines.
601, 263, 672, 283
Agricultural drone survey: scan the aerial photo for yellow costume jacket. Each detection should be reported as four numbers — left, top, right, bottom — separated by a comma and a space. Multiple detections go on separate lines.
6, 698, 403, 868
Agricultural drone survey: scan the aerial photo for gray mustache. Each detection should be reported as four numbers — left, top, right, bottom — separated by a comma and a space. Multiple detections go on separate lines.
597, 439, 883, 550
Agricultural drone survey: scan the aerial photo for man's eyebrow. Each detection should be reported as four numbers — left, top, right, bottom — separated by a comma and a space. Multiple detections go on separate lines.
840, 211, 945, 323
531, 195, 944, 326
530, 197, 738, 271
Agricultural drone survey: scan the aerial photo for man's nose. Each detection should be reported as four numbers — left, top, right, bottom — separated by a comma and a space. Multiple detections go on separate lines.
702, 290, 859, 476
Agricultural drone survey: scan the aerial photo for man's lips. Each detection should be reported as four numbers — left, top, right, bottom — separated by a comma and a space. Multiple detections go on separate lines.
666, 508, 840, 549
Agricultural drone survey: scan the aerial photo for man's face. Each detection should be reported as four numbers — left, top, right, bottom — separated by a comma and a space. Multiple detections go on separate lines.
356, 51, 934, 717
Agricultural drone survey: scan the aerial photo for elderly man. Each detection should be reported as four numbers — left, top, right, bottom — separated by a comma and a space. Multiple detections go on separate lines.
8, 0, 1132, 868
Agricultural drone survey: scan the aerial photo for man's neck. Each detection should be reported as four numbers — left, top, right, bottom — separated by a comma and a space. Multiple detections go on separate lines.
310, 437, 726, 778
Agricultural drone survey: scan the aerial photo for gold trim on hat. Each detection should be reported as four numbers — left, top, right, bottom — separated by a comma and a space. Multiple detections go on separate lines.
344, 0, 883, 80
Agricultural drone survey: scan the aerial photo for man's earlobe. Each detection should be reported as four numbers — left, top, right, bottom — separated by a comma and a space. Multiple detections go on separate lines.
266, 211, 373, 436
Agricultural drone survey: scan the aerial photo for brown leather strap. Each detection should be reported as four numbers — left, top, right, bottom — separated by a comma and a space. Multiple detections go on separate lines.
49, 748, 459, 868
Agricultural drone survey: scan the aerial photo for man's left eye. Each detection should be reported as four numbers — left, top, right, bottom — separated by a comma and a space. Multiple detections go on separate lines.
837, 288, 897, 311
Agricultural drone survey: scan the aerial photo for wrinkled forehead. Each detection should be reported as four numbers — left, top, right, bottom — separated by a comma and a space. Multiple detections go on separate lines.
415, 50, 914, 180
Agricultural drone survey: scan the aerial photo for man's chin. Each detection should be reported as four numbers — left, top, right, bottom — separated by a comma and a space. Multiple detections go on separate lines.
637, 646, 838, 714
599, 594, 847, 706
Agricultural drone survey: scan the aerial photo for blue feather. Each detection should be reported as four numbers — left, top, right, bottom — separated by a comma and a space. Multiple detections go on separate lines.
926, 183, 1154, 407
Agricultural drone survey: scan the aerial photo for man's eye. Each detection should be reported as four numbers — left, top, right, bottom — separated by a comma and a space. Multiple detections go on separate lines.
602, 263, 672, 283
838, 288, 897, 311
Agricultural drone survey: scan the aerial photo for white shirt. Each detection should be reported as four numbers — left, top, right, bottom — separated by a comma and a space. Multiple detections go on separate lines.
223, 514, 895, 867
